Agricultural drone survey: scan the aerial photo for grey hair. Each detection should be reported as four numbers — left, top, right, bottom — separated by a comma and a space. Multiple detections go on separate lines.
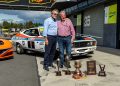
59, 10, 66, 15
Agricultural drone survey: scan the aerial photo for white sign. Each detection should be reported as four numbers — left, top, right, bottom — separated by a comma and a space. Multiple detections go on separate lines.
77, 14, 81, 26
84, 15, 90, 27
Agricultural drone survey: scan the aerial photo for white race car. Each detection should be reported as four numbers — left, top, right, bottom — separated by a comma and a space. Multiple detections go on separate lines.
11, 27, 97, 56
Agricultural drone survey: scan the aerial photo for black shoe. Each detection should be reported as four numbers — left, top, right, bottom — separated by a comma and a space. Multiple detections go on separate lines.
64, 62, 71, 68
51, 65, 56, 69
60, 65, 63, 68
43, 66, 49, 71
68, 64, 71, 68
49, 64, 56, 69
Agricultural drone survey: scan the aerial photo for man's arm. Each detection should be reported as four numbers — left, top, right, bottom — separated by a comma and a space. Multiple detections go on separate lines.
43, 20, 48, 37
69, 19, 75, 43
43, 19, 49, 45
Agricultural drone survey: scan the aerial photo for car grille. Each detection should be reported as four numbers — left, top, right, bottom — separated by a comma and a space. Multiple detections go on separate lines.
0, 49, 8, 54
73, 42, 92, 48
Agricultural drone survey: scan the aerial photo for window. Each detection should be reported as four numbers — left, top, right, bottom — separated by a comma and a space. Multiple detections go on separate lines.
24, 29, 39, 36
24, 30, 31, 35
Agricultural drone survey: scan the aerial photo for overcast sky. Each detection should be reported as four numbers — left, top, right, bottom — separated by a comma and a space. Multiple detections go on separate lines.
0, 9, 50, 24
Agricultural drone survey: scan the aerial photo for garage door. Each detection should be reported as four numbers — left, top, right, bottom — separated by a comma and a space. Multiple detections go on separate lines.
83, 5, 104, 46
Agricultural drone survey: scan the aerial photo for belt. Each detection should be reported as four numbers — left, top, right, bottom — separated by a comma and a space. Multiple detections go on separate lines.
47, 35, 57, 37
58, 35, 71, 38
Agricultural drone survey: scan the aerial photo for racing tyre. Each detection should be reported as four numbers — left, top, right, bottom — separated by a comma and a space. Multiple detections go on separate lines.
16, 44, 24, 54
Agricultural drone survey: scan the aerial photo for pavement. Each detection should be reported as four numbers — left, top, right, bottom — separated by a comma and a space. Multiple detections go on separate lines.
0, 46, 120, 86
36, 47, 120, 86
0, 53, 40, 86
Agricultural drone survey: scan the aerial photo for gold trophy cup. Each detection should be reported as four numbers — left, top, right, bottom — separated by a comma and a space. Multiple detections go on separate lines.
72, 60, 82, 79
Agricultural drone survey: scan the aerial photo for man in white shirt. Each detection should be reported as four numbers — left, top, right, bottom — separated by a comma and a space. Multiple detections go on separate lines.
43, 9, 59, 71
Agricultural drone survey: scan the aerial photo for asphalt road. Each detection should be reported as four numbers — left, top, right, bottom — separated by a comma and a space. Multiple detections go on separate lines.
0, 52, 40, 86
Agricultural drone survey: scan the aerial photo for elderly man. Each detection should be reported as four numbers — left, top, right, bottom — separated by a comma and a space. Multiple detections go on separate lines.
43, 9, 59, 71
57, 11, 75, 68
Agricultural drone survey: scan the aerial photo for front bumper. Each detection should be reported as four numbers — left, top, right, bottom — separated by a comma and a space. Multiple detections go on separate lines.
0, 48, 14, 59
71, 46, 96, 55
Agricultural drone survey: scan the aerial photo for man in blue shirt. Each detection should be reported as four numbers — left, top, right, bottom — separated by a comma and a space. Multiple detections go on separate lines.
43, 9, 59, 71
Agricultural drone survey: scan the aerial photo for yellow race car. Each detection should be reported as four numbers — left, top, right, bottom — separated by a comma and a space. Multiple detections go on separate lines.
0, 39, 13, 59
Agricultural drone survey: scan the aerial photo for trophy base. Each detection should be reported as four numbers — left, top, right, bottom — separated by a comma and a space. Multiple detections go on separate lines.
56, 71, 62, 76
72, 71, 82, 79
87, 71, 96, 75
98, 71, 106, 77
65, 70, 71, 75
72, 74, 82, 79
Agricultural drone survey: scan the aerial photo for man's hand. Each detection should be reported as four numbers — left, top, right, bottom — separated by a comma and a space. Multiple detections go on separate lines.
45, 38, 48, 45
71, 39, 74, 44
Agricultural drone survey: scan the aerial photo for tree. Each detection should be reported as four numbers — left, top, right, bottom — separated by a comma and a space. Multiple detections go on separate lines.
25, 21, 34, 29
3, 21, 10, 29
17, 23, 24, 29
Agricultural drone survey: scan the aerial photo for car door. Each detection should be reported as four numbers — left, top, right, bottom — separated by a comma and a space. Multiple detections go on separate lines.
23, 29, 39, 50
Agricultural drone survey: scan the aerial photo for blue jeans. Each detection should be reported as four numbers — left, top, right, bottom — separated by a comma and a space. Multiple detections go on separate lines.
58, 36, 72, 66
44, 35, 57, 67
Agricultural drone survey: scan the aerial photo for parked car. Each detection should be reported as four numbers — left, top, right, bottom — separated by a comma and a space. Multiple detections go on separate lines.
11, 27, 97, 56
0, 38, 13, 59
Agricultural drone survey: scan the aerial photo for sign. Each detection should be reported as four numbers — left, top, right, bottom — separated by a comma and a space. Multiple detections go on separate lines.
84, 15, 90, 27
65, 0, 105, 15
0, 0, 18, 3
87, 61, 96, 75
77, 14, 81, 26
104, 4, 117, 24
0, 0, 55, 8
29, 0, 55, 4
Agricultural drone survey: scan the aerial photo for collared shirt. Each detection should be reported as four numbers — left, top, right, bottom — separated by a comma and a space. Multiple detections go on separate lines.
43, 17, 57, 37
57, 18, 75, 40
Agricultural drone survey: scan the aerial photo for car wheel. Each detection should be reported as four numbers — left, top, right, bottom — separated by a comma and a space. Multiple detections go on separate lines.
16, 44, 24, 54
89, 51, 94, 54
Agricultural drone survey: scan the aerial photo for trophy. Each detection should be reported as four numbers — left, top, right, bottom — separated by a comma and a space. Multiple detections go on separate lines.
64, 55, 71, 75
56, 58, 62, 76
72, 60, 82, 79
83, 71, 87, 77
87, 61, 96, 75
98, 64, 106, 77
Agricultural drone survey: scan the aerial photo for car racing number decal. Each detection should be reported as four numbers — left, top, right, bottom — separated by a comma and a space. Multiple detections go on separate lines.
28, 41, 35, 49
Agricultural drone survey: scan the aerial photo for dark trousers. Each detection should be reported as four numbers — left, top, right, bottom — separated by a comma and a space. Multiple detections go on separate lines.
58, 36, 72, 66
44, 35, 57, 67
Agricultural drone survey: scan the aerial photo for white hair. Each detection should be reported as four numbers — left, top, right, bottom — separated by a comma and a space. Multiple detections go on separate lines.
59, 10, 66, 15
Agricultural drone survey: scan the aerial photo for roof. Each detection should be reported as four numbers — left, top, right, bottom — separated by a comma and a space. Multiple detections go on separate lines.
0, 0, 54, 11
51, 1, 77, 11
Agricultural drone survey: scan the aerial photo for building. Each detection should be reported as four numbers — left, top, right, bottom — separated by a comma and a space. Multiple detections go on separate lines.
52, 0, 120, 49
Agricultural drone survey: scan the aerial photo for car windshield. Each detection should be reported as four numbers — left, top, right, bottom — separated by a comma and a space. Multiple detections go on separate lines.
39, 27, 44, 36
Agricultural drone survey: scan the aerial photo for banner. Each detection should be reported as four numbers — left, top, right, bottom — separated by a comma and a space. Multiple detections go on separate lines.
0, 0, 55, 6
104, 4, 117, 24
29, 0, 55, 4
0, 0, 18, 3
77, 14, 81, 26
